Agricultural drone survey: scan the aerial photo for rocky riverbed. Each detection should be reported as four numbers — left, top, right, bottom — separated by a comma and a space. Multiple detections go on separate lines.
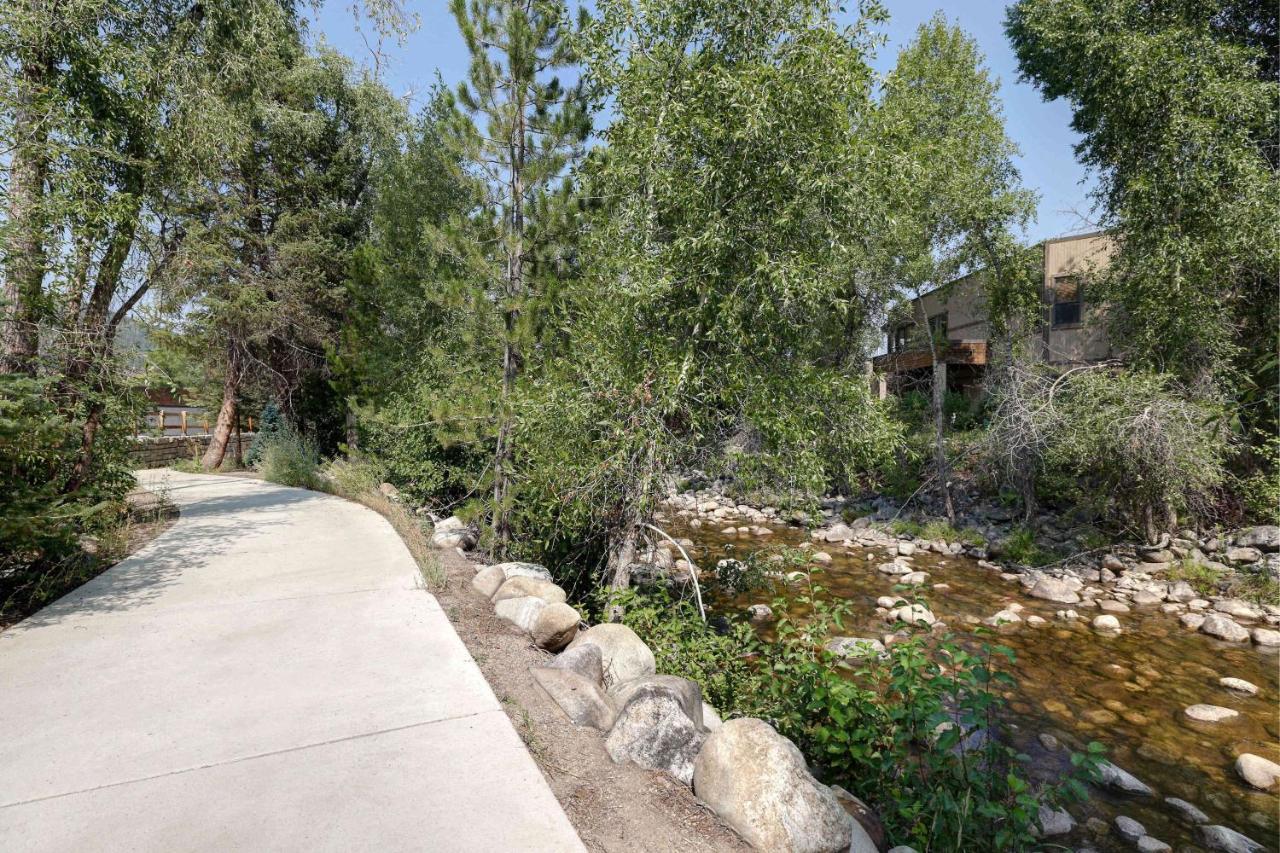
656, 491, 1280, 853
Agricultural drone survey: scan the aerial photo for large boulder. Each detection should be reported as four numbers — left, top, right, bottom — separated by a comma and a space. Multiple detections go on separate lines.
547, 643, 605, 685
532, 602, 581, 651
491, 576, 567, 605
1234, 753, 1280, 791
494, 595, 546, 633
605, 677, 706, 785
1198, 825, 1265, 853
531, 666, 615, 730
1029, 575, 1082, 604
821, 523, 856, 543
566, 623, 656, 688
693, 718, 854, 853
829, 785, 885, 852
430, 515, 476, 549
1096, 761, 1153, 796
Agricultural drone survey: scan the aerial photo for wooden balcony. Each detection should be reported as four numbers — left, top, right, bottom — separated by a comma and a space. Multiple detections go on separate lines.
872, 340, 988, 374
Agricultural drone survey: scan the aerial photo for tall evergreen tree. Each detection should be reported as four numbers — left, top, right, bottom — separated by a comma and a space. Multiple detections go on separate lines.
443, 0, 590, 555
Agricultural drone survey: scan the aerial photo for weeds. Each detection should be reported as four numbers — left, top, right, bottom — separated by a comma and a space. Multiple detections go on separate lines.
889, 518, 986, 546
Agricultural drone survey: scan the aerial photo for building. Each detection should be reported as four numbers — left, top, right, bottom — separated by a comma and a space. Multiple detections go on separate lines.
871, 231, 1115, 398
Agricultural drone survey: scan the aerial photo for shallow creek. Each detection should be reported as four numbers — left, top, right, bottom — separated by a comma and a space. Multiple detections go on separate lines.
671, 520, 1280, 852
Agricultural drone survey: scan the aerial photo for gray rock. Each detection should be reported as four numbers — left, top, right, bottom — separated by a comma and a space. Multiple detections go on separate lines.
1137, 836, 1171, 853
1200, 613, 1251, 642
430, 515, 476, 549
1214, 599, 1262, 620
1166, 580, 1197, 602
701, 701, 723, 732
532, 602, 581, 651
1225, 546, 1263, 564
1180, 612, 1207, 630
1097, 761, 1154, 796
1198, 825, 1265, 853
1133, 590, 1164, 606
567, 623, 656, 688
492, 575, 567, 605
877, 561, 911, 576
1184, 704, 1239, 723
1115, 815, 1146, 842
1093, 614, 1121, 631
1235, 525, 1279, 552
747, 603, 774, 622
1163, 797, 1208, 824
547, 643, 604, 685
821, 523, 855, 542
1029, 576, 1082, 604
693, 718, 853, 853
606, 681, 706, 785
494, 595, 547, 633
1219, 676, 1258, 695
1038, 804, 1076, 837
885, 603, 936, 626
491, 561, 554, 581
1096, 599, 1131, 613
825, 636, 886, 660
531, 666, 616, 730
1250, 626, 1280, 646
471, 565, 506, 598
609, 674, 704, 728
1234, 753, 1280, 791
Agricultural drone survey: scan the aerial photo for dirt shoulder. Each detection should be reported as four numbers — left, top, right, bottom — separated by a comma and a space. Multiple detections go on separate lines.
431, 547, 751, 853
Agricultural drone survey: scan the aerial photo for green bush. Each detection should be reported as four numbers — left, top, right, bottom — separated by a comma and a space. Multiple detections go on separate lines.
322, 455, 386, 497
256, 427, 320, 489
602, 586, 766, 716
1000, 525, 1052, 566
755, 591, 1099, 851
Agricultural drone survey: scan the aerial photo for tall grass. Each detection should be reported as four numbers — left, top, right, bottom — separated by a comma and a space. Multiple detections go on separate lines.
256, 428, 320, 489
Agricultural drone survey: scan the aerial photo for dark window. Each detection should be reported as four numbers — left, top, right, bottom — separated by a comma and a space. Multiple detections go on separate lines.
1051, 276, 1082, 328
928, 313, 947, 341
891, 324, 912, 353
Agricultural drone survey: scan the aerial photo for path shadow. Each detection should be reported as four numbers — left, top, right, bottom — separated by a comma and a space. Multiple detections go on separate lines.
4, 483, 330, 632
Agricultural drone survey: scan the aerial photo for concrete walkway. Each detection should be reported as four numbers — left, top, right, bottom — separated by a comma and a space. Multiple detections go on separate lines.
0, 470, 584, 852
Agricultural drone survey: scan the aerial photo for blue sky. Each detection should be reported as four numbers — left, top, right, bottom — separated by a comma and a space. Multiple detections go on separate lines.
311, 0, 1099, 242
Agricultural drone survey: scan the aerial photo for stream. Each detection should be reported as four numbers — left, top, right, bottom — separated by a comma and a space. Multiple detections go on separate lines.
670, 518, 1280, 852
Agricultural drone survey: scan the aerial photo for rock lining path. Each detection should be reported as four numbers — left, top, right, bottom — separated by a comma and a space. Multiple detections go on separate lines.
0, 470, 583, 852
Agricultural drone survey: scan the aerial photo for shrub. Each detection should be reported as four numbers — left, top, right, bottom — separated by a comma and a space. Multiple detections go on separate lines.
1000, 525, 1052, 566
244, 402, 283, 467
256, 427, 319, 489
756, 591, 1099, 851
601, 586, 766, 716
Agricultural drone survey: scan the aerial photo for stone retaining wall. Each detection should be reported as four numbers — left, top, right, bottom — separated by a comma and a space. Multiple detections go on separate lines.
128, 433, 255, 468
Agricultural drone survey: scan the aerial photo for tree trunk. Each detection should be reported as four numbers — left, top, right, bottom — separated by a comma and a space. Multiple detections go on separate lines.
1, 52, 52, 376
932, 359, 956, 524
64, 401, 105, 494
491, 86, 527, 559
202, 341, 241, 471
606, 523, 640, 622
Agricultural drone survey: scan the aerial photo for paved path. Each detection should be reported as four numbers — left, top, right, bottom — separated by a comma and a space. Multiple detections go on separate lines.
0, 470, 583, 852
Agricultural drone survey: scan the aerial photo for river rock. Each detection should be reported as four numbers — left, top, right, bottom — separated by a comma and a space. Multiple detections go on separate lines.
877, 561, 911, 576
492, 561, 554, 581
1218, 677, 1258, 695
1200, 613, 1251, 642
1198, 825, 1265, 853
471, 565, 506, 598
820, 523, 855, 542
1167, 580, 1197, 602
829, 785, 884, 852
567, 623, 656, 688
1234, 753, 1280, 791
606, 678, 705, 784
985, 609, 1022, 626
1133, 590, 1164, 606
897, 541, 916, 556
1214, 599, 1262, 620
532, 602, 581, 651
1093, 614, 1121, 631
747, 603, 774, 622
1097, 761, 1154, 796
1235, 525, 1279, 552
531, 666, 615, 730
885, 603, 936, 626
1184, 704, 1238, 723
1097, 599, 1130, 613
1164, 797, 1208, 824
1181, 613, 1207, 630
900, 571, 930, 586
702, 702, 723, 732
492, 575, 567, 605
1029, 576, 1082, 604
1250, 626, 1280, 646
430, 515, 476, 549
1115, 815, 1146, 842
825, 637, 885, 660
1137, 836, 1171, 853
494, 595, 547, 633
1038, 804, 1075, 837
692, 718, 854, 853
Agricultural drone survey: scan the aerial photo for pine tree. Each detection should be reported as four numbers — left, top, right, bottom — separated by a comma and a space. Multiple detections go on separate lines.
443, 0, 590, 556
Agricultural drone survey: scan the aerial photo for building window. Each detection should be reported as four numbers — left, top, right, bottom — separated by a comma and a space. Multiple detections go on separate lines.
891, 324, 912, 353
1051, 275, 1082, 328
928, 313, 947, 342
